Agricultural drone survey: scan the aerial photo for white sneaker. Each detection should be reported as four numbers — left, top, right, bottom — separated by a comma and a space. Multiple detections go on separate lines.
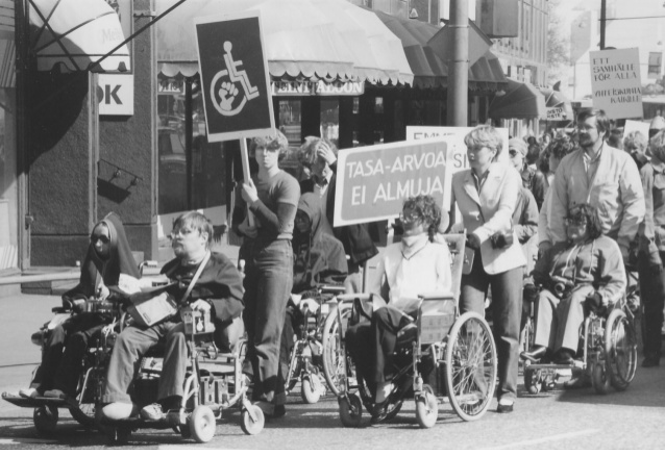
140, 403, 166, 421
18, 388, 39, 399
43, 389, 66, 399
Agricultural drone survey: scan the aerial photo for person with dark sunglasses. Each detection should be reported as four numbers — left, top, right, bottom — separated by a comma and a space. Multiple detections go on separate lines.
17, 212, 139, 400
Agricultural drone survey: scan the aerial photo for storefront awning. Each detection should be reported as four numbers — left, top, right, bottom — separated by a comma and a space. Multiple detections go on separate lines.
489, 79, 547, 119
541, 87, 573, 121
374, 10, 507, 90
156, 0, 413, 86
29, 0, 130, 72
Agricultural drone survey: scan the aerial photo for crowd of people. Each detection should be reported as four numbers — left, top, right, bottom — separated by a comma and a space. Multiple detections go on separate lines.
14, 108, 665, 427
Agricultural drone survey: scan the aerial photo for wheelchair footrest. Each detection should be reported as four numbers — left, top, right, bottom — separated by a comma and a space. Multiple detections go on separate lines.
1, 393, 75, 409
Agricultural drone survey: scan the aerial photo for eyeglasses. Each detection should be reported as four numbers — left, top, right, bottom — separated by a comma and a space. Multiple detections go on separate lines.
171, 227, 195, 238
92, 235, 110, 244
564, 217, 587, 227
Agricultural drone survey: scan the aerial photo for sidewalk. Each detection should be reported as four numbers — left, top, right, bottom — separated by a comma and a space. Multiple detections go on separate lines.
0, 294, 58, 367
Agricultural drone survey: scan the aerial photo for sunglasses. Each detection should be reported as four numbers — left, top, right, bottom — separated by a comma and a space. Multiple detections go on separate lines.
92, 234, 110, 244
564, 217, 587, 227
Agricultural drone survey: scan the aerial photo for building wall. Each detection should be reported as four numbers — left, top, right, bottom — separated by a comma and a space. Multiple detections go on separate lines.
490, 0, 549, 88
98, 0, 158, 262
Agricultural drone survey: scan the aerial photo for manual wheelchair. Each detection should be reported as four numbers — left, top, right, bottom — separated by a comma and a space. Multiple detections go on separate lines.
522, 292, 638, 395
284, 284, 347, 404
322, 233, 498, 428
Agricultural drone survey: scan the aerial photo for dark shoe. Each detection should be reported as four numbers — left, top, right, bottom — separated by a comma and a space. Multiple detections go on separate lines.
642, 356, 661, 368
272, 404, 286, 418
554, 349, 574, 365
497, 400, 514, 413
370, 398, 391, 424
520, 346, 547, 363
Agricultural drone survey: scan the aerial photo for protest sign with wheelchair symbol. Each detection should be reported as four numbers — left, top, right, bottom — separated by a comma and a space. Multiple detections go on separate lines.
194, 11, 274, 142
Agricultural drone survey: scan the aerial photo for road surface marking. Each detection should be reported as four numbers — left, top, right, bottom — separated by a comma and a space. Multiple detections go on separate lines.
491, 429, 599, 449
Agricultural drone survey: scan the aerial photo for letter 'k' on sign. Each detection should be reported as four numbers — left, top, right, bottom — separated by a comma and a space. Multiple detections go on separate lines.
97, 73, 134, 116
194, 10, 275, 143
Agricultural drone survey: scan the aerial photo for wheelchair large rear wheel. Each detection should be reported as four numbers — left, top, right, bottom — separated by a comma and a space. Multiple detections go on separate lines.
445, 312, 497, 422
322, 304, 353, 396
604, 308, 637, 391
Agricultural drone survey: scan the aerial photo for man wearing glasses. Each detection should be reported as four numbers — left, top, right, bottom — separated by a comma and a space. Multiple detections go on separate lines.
545, 109, 644, 269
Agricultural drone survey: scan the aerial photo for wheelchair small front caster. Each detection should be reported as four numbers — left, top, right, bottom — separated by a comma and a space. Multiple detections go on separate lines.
240, 404, 265, 435
339, 393, 363, 428
33, 405, 58, 436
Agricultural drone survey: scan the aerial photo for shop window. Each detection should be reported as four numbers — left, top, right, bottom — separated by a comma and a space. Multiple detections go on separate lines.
278, 99, 302, 147
320, 99, 339, 147
157, 78, 226, 216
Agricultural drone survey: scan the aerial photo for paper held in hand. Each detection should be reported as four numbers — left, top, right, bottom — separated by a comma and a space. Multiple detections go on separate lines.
118, 275, 180, 328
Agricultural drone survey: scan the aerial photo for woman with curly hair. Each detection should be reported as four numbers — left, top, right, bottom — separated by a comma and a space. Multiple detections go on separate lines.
345, 195, 452, 422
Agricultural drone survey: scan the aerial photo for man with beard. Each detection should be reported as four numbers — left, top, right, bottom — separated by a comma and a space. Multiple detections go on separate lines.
545, 109, 644, 269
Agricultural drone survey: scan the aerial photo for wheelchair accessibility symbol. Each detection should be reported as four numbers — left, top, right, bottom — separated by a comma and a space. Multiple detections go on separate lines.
210, 41, 260, 117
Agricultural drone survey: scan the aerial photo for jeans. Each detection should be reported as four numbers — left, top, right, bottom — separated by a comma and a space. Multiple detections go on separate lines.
101, 321, 182, 404
460, 252, 523, 402
242, 239, 293, 405
32, 312, 108, 396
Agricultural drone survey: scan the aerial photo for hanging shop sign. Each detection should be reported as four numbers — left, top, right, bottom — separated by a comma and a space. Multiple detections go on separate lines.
333, 138, 450, 227
97, 73, 134, 116
406, 126, 510, 172
158, 79, 186, 95
590, 48, 643, 120
271, 80, 365, 96
194, 10, 274, 142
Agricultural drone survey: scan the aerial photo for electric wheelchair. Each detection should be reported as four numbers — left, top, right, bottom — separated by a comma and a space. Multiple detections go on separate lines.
322, 233, 498, 428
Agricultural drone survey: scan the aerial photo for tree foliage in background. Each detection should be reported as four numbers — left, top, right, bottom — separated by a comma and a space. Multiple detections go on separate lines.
547, 0, 570, 87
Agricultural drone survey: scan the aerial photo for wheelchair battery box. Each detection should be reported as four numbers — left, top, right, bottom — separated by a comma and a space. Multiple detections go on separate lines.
181, 306, 216, 335
419, 298, 455, 344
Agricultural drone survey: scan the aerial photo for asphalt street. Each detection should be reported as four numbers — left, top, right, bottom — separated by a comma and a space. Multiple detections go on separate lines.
0, 294, 663, 450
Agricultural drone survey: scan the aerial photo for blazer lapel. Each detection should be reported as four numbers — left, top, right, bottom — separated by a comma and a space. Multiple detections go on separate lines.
462, 171, 482, 207
478, 164, 502, 207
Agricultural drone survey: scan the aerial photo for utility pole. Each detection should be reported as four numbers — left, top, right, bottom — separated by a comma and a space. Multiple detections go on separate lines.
446, 0, 468, 126
600, 0, 606, 49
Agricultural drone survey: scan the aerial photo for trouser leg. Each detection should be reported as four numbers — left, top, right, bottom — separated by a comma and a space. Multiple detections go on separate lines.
53, 320, 106, 396
33, 323, 69, 391
157, 322, 189, 401
345, 323, 374, 395
245, 241, 293, 405
372, 306, 411, 383
277, 309, 295, 391
489, 266, 523, 402
534, 290, 560, 350
102, 325, 163, 404
638, 254, 665, 358
556, 286, 593, 353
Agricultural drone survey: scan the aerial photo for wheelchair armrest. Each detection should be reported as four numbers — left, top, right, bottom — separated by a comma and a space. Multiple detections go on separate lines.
52, 306, 70, 314
419, 291, 455, 301
336, 293, 372, 302
319, 285, 346, 295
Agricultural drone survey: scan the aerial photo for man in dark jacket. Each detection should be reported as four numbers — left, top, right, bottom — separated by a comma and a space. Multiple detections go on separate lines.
298, 137, 378, 292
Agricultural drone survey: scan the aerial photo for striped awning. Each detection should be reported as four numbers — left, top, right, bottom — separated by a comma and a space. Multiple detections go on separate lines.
156, 0, 413, 86
29, 0, 130, 72
0, 0, 15, 88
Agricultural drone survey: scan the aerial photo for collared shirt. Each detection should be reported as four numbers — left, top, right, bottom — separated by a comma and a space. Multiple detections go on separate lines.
581, 144, 603, 185
313, 173, 332, 220
472, 169, 490, 192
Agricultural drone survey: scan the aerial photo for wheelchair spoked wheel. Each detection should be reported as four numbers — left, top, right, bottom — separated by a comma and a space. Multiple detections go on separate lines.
604, 308, 637, 391
415, 384, 438, 429
444, 312, 497, 422
69, 404, 96, 428
322, 304, 354, 396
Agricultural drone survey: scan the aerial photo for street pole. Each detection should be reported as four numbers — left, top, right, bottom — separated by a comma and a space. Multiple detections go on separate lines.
600, 0, 606, 49
446, 0, 468, 126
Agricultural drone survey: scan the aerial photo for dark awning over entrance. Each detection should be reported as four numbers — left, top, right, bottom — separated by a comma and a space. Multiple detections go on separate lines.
373, 10, 507, 90
489, 79, 547, 119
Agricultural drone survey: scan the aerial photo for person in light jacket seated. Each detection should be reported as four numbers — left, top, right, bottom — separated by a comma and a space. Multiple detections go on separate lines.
450, 125, 526, 414
345, 195, 452, 422
545, 109, 645, 266
521, 204, 626, 366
